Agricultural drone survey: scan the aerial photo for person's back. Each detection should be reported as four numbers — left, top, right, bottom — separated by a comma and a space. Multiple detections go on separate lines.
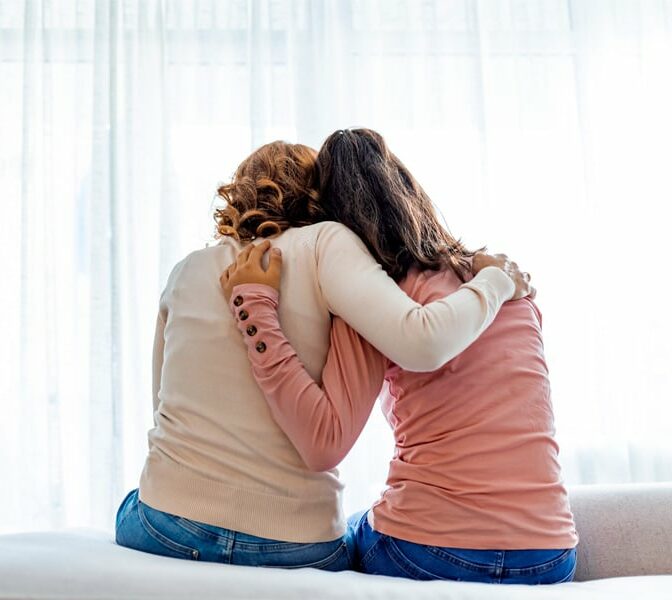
142, 223, 344, 543
371, 267, 577, 550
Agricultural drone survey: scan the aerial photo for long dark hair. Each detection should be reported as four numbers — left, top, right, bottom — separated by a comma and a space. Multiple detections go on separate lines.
316, 128, 479, 281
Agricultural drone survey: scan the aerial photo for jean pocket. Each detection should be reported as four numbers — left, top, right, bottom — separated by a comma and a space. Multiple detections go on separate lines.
296, 541, 349, 571
555, 560, 577, 584
359, 535, 386, 571
506, 548, 577, 585
506, 549, 575, 576
246, 540, 349, 570
137, 502, 200, 561
425, 546, 495, 574
172, 514, 229, 542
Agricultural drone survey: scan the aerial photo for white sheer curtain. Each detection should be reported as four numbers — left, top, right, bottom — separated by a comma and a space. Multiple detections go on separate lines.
1, 0, 671, 534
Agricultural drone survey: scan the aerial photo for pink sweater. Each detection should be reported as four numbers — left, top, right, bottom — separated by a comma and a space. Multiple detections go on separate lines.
229, 268, 578, 550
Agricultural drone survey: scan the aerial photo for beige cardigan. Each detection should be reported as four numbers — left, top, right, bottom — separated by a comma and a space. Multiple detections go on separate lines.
139, 221, 514, 543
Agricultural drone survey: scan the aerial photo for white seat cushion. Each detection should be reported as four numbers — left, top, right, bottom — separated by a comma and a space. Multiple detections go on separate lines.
1, 530, 671, 600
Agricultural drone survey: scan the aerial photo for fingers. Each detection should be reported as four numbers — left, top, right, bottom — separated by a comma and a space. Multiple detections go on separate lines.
235, 242, 255, 267
219, 266, 231, 300
219, 262, 233, 285
236, 239, 271, 268
249, 239, 271, 268
267, 247, 283, 279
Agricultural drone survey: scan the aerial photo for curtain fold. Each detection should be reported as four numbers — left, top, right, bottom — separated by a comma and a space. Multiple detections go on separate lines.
1, 0, 671, 532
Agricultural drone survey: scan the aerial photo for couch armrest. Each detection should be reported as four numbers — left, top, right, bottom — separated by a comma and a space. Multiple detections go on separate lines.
570, 483, 672, 581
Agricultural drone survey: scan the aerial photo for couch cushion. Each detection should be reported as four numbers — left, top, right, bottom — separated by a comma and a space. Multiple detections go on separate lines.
569, 483, 672, 581
0, 530, 671, 600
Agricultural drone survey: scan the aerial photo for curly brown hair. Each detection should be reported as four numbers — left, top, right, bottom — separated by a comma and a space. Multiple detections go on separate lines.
214, 141, 326, 242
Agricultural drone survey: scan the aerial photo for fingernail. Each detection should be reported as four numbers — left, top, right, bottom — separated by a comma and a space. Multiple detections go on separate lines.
272, 248, 282, 255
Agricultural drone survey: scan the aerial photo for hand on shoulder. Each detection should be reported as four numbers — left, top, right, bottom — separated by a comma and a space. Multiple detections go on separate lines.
220, 240, 283, 301
472, 252, 536, 300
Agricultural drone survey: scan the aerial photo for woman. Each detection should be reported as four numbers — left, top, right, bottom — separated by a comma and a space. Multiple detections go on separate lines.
220, 129, 577, 583
115, 140, 531, 569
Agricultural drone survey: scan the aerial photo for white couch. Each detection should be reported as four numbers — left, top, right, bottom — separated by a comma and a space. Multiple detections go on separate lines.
1, 483, 671, 600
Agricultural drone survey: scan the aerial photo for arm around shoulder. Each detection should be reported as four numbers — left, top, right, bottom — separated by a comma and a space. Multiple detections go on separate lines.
315, 223, 515, 372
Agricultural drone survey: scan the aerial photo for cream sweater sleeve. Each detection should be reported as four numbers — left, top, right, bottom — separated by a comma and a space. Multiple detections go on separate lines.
151, 311, 166, 419
315, 223, 515, 372
151, 257, 188, 418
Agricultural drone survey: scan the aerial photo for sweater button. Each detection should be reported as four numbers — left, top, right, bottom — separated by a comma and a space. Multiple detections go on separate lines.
255, 341, 267, 353
238, 310, 249, 321
246, 325, 257, 336
233, 295, 243, 307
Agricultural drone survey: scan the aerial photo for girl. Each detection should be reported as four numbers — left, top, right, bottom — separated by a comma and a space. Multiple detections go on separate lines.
115, 140, 531, 569
221, 129, 577, 583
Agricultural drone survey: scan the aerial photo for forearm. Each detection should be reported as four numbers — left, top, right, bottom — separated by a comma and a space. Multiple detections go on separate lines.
331, 264, 514, 372
317, 223, 515, 372
408, 266, 516, 370
229, 284, 384, 471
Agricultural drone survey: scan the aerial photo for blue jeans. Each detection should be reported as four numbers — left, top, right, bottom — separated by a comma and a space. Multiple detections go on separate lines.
347, 511, 577, 584
115, 489, 352, 570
